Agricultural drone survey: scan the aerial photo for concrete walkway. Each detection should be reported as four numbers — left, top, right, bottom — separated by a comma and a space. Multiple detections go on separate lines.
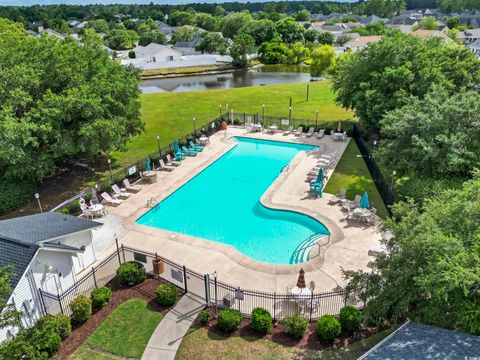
142, 293, 205, 360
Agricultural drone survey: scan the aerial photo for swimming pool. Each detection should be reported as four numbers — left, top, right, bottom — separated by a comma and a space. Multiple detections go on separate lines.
136, 137, 329, 264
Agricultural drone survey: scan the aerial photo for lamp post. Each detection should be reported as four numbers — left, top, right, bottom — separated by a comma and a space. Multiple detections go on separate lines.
262, 104, 265, 123
107, 158, 113, 184
391, 170, 397, 189
193, 117, 196, 137
34, 193, 42, 213
156, 135, 162, 159
315, 109, 319, 128
212, 271, 218, 318
219, 105, 222, 118
289, 106, 292, 120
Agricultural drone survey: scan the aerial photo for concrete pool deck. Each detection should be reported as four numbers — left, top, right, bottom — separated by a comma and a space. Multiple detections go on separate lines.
105, 127, 382, 293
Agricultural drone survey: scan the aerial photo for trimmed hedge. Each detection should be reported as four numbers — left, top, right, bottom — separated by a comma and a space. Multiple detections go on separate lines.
116, 261, 146, 286
91, 286, 112, 311
218, 309, 242, 332
35, 314, 71, 339
251, 307, 272, 334
156, 283, 178, 306
70, 295, 92, 324
317, 315, 341, 341
283, 312, 309, 338
339, 306, 362, 332
198, 310, 210, 324
27, 327, 62, 357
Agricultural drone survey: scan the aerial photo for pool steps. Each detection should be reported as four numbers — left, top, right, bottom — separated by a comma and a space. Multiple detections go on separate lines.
290, 233, 330, 264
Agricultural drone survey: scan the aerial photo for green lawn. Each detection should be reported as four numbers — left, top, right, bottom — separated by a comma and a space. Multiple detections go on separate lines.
69, 299, 163, 359
325, 140, 389, 219
175, 325, 394, 360
110, 81, 354, 168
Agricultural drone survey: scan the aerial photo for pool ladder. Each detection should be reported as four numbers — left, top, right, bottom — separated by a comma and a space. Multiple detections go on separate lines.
290, 234, 330, 264
146, 197, 158, 208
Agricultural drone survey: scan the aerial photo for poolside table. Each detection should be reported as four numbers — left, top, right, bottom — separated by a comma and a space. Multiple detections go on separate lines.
142, 171, 157, 183
252, 124, 262, 132
198, 136, 209, 145
291, 286, 312, 300
268, 125, 278, 133
332, 132, 345, 141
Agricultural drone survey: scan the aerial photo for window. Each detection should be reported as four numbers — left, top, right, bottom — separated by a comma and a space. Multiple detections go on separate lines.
166, 55, 174, 61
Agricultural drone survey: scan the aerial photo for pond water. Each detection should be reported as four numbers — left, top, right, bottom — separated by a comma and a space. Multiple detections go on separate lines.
141, 65, 313, 93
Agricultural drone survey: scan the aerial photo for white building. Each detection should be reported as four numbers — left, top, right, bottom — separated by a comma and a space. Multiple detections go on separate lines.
134, 43, 182, 63
0, 212, 102, 343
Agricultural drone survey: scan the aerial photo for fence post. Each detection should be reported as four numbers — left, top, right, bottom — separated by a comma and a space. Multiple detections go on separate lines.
38, 288, 48, 316
183, 265, 188, 293
115, 237, 122, 265
309, 292, 314, 321
57, 293, 64, 315
121, 244, 126, 263
203, 274, 209, 306
92, 267, 97, 288
273, 292, 276, 323
214, 276, 218, 319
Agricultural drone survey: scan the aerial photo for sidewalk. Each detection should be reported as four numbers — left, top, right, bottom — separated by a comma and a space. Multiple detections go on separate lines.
142, 293, 205, 360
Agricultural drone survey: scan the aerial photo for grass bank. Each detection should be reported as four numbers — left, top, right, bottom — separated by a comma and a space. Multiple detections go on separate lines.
141, 64, 235, 78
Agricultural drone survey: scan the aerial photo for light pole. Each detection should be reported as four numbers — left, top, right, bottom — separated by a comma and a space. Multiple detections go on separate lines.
289, 106, 292, 120
391, 170, 397, 188
156, 135, 162, 159
193, 117, 196, 137
315, 109, 319, 128
262, 104, 265, 123
231, 109, 233, 124
212, 271, 218, 318
219, 105, 222, 118
34, 193, 42, 213
107, 158, 113, 184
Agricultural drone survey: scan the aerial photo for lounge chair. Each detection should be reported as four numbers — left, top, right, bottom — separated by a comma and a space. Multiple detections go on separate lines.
101, 192, 122, 206
342, 194, 361, 211
166, 154, 181, 167
283, 126, 293, 135
306, 127, 315, 137
316, 129, 325, 139
293, 126, 303, 136
329, 188, 346, 204
112, 184, 131, 199
123, 178, 141, 193
182, 146, 197, 156
189, 140, 203, 152
173, 141, 186, 160
159, 159, 175, 171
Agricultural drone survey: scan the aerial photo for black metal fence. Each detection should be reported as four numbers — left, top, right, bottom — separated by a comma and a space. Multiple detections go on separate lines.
352, 124, 395, 215
39, 244, 362, 322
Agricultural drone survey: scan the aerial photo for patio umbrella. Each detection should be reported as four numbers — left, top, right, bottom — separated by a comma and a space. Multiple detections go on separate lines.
360, 192, 369, 209
173, 140, 180, 153
316, 168, 324, 184
145, 157, 151, 172
296, 268, 306, 288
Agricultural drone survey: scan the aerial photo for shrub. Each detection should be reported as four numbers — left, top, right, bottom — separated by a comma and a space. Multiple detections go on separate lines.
339, 306, 362, 332
26, 327, 62, 357
251, 307, 272, 334
70, 295, 92, 324
198, 310, 210, 324
116, 261, 146, 286
0, 178, 34, 216
35, 314, 71, 339
283, 312, 309, 338
91, 286, 112, 311
218, 309, 242, 332
317, 315, 341, 341
128, 50, 136, 58
156, 283, 178, 306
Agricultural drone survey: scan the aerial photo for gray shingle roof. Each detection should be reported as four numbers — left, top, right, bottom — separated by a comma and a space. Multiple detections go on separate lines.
361, 322, 480, 360
0, 212, 102, 245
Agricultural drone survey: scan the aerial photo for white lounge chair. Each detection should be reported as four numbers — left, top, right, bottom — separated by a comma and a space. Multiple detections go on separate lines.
316, 129, 325, 139
112, 184, 131, 198
283, 126, 293, 135
159, 159, 175, 171
306, 127, 315, 137
101, 192, 122, 206
166, 154, 181, 167
293, 126, 303, 136
342, 195, 361, 211
123, 178, 141, 193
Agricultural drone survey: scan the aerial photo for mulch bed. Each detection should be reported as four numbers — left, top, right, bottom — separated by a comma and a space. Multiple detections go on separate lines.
57, 277, 184, 359
198, 307, 379, 351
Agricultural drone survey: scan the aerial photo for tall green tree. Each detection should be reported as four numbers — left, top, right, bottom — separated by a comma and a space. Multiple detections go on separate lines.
0, 266, 21, 329
317, 31, 335, 45
331, 34, 480, 129
230, 33, 255, 68
87, 18, 110, 33
310, 45, 336, 77
194, 13, 215, 31
413, 16, 439, 30
247, 19, 277, 46
195, 32, 227, 54
221, 12, 252, 39
276, 17, 305, 44
104, 28, 139, 49
258, 38, 292, 64
138, 30, 167, 46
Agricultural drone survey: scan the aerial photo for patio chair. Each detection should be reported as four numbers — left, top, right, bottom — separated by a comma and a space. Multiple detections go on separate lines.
112, 184, 131, 199
283, 126, 293, 135
316, 129, 325, 139
336, 188, 347, 201
159, 159, 175, 171
306, 127, 315, 137
189, 140, 203, 152
343, 195, 361, 212
123, 178, 141, 193
309, 281, 316, 291
181, 146, 197, 156
80, 203, 94, 219
166, 154, 182, 167
293, 126, 303, 136
101, 192, 122, 206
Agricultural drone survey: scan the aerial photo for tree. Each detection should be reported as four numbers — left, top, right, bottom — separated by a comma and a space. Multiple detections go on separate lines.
438, 0, 479, 13
55, 20, 72, 35
310, 45, 336, 77
87, 18, 110, 33
445, 17, 461, 30
172, 26, 199, 43
230, 33, 255, 68
195, 32, 227, 54
362, 0, 406, 18
168, 10, 195, 26
195, 13, 215, 31
331, 34, 480, 129
345, 175, 480, 334
247, 19, 277, 46
317, 31, 335, 45
258, 38, 292, 64
335, 33, 353, 46
0, 266, 21, 329
276, 17, 305, 44
355, 21, 388, 36
413, 16, 439, 30
214, 5, 226, 17
304, 28, 319, 43
221, 12, 252, 39
295, 9, 311, 22
138, 30, 167, 46
377, 89, 480, 178
288, 42, 310, 64
104, 28, 139, 50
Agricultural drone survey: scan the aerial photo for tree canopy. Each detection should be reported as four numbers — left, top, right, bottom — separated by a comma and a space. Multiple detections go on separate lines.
195, 32, 228, 54
230, 33, 255, 68
310, 45, 336, 77
138, 30, 167, 46
276, 17, 305, 44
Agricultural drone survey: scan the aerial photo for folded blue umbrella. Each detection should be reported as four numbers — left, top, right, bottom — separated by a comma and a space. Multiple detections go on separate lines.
360, 192, 369, 209
145, 157, 151, 172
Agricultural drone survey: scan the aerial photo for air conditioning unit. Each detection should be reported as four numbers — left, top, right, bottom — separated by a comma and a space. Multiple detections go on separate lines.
222, 293, 235, 308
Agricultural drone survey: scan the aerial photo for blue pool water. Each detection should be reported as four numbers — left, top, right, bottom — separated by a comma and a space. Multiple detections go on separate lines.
136, 137, 329, 264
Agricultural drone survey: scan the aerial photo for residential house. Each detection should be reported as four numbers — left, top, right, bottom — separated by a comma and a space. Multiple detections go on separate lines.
38, 27, 67, 40
173, 38, 202, 56
0, 212, 102, 343
73, 21, 88, 33
358, 15, 388, 25
412, 29, 453, 42
156, 20, 177, 40
344, 36, 382, 51
460, 28, 480, 44
134, 43, 182, 62
468, 39, 480, 56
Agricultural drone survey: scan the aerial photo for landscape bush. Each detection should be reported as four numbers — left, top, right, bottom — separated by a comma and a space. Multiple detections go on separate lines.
91, 286, 112, 311
116, 261, 146, 286
156, 283, 178, 306
35, 314, 71, 339
251, 307, 272, 334
70, 295, 92, 324
317, 315, 341, 341
198, 310, 210, 324
26, 327, 62, 357
0, 178, 34, 216
283, 312, 309, 338
217, 309, 242, 332
339, 306, 362, 332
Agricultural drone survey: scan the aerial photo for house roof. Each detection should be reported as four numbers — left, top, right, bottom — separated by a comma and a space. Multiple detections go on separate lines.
469, 39, 480, 49
134, 43, 178, 56
0, 212, 102, 246
360, 322, 480, 360
345, 36, 382, 48
464, 28, 480, 37
412, 29, 452, 42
